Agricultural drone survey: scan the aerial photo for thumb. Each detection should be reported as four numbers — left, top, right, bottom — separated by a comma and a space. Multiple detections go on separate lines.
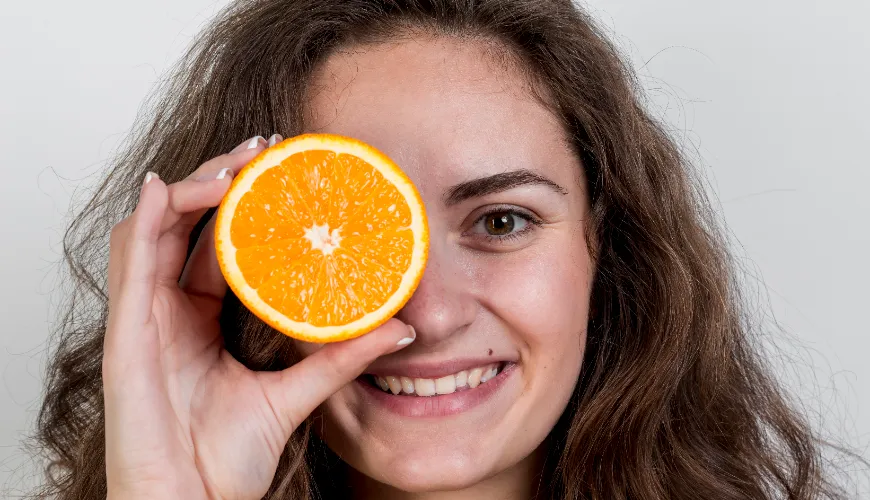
257, 319, 415, 434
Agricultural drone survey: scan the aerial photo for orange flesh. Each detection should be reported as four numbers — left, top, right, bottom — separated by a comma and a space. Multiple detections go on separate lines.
228, 150, 413, 327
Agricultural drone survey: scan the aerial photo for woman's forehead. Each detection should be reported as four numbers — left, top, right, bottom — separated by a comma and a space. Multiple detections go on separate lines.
304, 37, 580, 200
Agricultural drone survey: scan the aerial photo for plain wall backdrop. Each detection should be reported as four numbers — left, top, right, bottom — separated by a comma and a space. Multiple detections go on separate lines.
1, 0, 868, 495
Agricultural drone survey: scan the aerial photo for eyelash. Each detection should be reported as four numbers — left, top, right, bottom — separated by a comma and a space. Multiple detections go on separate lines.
469, 207, 543, 244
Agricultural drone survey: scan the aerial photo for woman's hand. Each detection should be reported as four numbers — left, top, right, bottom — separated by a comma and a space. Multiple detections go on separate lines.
102, 136, 415, 500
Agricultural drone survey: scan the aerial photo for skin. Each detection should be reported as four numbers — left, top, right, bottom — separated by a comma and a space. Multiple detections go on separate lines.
298, 37, 594, 498
102, 36, 592, 500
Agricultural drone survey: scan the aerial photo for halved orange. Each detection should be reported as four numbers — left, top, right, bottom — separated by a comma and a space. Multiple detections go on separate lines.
215, 134, 429, 343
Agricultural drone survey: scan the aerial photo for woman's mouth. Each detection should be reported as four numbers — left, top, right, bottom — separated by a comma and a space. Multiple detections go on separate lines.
368, 362, 505, 396
355, 361, 516, 417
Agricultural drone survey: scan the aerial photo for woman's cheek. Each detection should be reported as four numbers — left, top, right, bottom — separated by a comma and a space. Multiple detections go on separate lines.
480, 237, 592, 348
477, 236, 591, 405
473, 237, 590, 448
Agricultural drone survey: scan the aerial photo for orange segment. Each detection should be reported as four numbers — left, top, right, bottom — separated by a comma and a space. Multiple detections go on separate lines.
307, 260, 367, 327
230, 168, 311, 248
328, 153, 390, 229
341, 228, 414, 271
235, 238, 309, 289
215, 133, 429, 343
280, 150, 334, 225
343, 178, 412, 237
331, 249, 404, 312
257, 252, 324, 323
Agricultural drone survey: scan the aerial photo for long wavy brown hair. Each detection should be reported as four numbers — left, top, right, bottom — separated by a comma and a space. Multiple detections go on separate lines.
27, 0, 856, 498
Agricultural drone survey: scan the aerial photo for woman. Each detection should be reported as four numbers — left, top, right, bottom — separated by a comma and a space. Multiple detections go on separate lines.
30, 0, 849, 498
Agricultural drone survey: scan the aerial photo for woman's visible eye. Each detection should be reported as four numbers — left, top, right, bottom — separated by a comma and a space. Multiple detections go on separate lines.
465, 207, 542, 248
481, 211, 526, 236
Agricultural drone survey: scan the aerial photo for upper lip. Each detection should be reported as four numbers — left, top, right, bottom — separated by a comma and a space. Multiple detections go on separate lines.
364, 357, 515, 379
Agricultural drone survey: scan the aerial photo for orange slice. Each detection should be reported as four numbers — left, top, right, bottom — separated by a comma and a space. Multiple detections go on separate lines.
215, 134, 429, 343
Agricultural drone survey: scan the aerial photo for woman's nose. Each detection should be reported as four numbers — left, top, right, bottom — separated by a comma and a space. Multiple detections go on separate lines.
393, 241, 477, 347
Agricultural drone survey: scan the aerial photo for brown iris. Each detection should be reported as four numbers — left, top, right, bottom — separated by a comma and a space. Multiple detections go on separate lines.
485, 212, 515, 236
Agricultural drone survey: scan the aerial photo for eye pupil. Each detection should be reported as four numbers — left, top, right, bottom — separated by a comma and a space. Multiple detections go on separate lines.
486, 213, 514, 235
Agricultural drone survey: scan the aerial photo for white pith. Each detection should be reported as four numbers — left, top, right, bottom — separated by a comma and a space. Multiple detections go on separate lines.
303, 223, 342, 255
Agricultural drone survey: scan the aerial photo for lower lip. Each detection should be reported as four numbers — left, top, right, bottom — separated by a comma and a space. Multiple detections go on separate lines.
355, 363, 517, 418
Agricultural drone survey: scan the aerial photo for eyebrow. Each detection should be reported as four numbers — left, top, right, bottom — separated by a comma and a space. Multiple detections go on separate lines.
444, 169, 568, 206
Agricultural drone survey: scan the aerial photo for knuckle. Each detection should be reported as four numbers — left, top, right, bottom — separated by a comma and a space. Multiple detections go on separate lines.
109, 220, 129, 247
130, 222, 156, 244
320, 346, 356, 381
166, 184, 183, 213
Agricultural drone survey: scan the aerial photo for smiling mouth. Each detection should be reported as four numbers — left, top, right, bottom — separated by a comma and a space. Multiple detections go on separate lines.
366, 362, 508, 397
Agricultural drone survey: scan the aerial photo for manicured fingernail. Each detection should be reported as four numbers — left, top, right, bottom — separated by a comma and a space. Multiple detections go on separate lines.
246, 136, 264, 149
216, 167, 231, 180
267, 134, 282, 147
231, 136, 264, 153
396, 325, 416, 346
144, 172, 158, 184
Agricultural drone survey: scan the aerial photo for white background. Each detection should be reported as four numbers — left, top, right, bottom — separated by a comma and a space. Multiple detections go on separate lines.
1, 0, 867, 495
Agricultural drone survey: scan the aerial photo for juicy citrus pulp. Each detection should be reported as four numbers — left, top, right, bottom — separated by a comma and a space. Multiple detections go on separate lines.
215, 134, 429, 343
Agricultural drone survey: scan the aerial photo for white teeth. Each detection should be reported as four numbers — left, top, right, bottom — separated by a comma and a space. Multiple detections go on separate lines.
414, 378, 436, 397
455, 370, 468, 388
385, 376, 402, 395
435, 375, 456, 395
400, 376, 415, 394
373, 363, 503, 396
467, 368, 483, 388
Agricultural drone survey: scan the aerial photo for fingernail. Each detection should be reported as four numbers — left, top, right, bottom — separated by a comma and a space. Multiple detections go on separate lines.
396, 325, 416, 346
246, 136, 264, 149
231, 136, 264, 154
216, 167, 231, 180
267, 134, 282, 147
144, 171, 158, 184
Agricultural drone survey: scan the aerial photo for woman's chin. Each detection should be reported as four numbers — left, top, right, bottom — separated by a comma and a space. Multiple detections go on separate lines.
350, 450, 499, 494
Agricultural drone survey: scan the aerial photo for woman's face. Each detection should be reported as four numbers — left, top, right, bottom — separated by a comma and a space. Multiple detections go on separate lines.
296, 36, 593, 494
